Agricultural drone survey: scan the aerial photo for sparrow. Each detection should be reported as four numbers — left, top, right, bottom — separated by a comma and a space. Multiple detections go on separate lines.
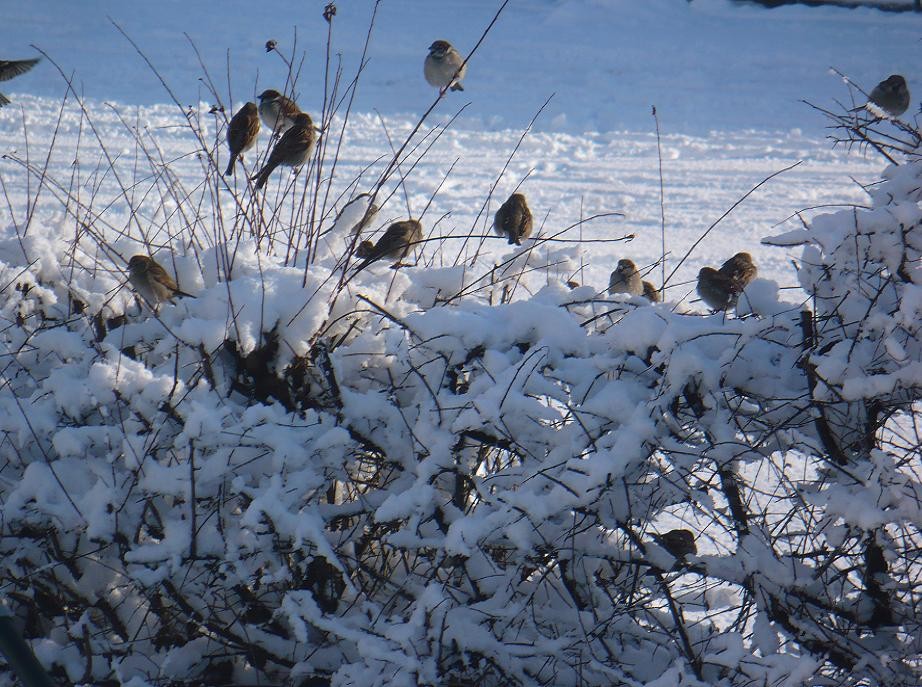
642, 281, 660, 303
608, 258, 643, 296
224, 102, 261, 176
257, 89, 302, 134
424, 40, 466, 93
355, 220, 423, 268
494, 193, 533, 245
865, 75, 910, 118
719, 251, 757, 289
697, 252, 757, 311
251, 112, 315, 190
652, 529, 697, 559
0, 58, 40, 108
696, 267, 735, 311
127, 255, 192, 307
334, 193, 379, 235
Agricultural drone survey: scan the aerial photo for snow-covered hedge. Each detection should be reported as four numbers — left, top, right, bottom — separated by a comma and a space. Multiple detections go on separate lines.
1, 95, 922, 686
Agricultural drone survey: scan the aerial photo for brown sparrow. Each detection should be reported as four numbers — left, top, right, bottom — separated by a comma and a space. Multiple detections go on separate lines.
652, 529, 697, 559
642, 280, 660, 303
719, 252, 757, 290
424, 40, 466, 93
697, 252, 757, 311
608, 258, 643, 296
866, 74, 910, 118
494, 193, 533, 245
257, 89, 302, 134
334, 193, 379, 235
251, 112, 315, 190
0, 58, 40, 108
224, 102, 260, 176
127, 255, 192, 307
696, 267, 735, 311
355, 220, 423, 268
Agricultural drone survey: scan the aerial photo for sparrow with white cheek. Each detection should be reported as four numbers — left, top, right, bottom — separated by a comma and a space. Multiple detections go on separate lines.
865, 74, 910, 118
0, 57, 40, 108
608, 258, 643, 296
251, 112, 316, 190
424, 40, 466, 93
127, 255, 193, 307
257, 88, 302, 134
494, 193, 533, 245
224, 102, 261, 176
355, 220, 423, 269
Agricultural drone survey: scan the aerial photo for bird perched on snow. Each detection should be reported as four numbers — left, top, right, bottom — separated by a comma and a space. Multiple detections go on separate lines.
424, 40, 466, 93
642, 281, 660, 303
257, 88, 302, 134
355, 219, 423, 269
0, 57, 40, 108
224, 102, 260, 176
652, 529, 697, 559
608, 258, 644, 296
494, 193, 533, 245
127, 255, 192, 307
864, 74, 910, 118
251, 112, 315, 190
697, 252, 757, 311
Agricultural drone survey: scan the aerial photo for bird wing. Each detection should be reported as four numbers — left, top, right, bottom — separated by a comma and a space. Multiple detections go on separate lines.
0, 58, 40, 83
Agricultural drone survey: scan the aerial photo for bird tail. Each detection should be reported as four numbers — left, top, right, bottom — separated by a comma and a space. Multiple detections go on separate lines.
355, 240, 376, 260
0, 93, 9, 108
251, 162, 277, 190
224, 157, 236, 177
450, 83, 464, 92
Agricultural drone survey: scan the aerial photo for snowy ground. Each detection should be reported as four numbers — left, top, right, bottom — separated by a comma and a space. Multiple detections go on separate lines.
1, 0, 916, 296
2, 0, 921, 134
0, 95, 892, 300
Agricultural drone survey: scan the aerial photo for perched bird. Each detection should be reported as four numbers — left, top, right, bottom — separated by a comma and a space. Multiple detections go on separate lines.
697, 267, 735, 311
608, 258, 644, 296
127, 255, 192, 307
865, 74, 910, 118
642, 280, 660, 303
334, 193, 379, 235
424, 40, 466, 93
257, 89, 302, 134
494, 193, 533, 245
251, 112, 315, 190
355, 220, 423, 268
652, 529, 697, 559
697, 252, 757, 311
719, 251, 757, 289
224, 102, 260, 176
0, 58, 40, 108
